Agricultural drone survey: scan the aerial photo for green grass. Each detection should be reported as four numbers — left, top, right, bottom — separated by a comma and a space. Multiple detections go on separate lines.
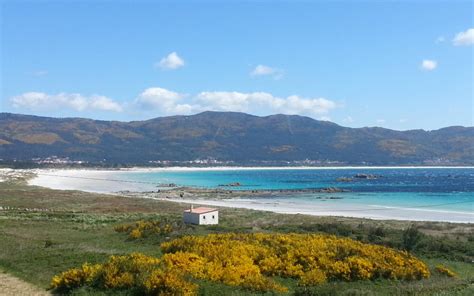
0, 181, 473, 295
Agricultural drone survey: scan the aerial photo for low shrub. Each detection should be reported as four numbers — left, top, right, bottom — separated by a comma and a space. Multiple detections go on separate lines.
51, 233, 430, 294
50, 253, 196, 295
435, 265, 457, 277
402, 225, 422, 251
114, 219, 177, 239
161, 233, 430, 288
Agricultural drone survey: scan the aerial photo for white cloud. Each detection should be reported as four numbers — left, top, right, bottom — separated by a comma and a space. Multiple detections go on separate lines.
421, 59, 437, 71
196, 91, 336, 116
376, 119, 386, 124
251, 65, 275, 76
11, 92, 123, 112
283, 95, 336, 115
11, 87, 339, 119
399, 118, 408, 123
135, 87, 337, 117
435, 36, 445, 44
156, 52, 185, 70
197, 91, 254, 112
250, 64, 284, 79
453, 28, 474, 46
343, 116, 354, 123
318, 116, 331, 121
89, 96, 123, 112
135, 87, 199, 114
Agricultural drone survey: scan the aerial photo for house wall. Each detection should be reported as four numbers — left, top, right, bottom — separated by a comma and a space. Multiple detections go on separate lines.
183, 212, 200, 224
183, 211, 219, 225
198, 211, 218, 225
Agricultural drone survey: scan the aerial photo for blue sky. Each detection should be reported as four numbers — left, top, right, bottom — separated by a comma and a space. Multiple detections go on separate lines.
1, 0, 473, 130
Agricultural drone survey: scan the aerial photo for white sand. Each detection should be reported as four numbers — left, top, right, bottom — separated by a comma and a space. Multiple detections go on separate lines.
159, 198, 473, 223
28, 169, 150, 193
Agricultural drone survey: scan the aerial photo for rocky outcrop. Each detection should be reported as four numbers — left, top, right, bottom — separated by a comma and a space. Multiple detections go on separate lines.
318, 187, 349, 193
218, 182, 242, 187
336, 177, 354, 182
354, 173, 379, 179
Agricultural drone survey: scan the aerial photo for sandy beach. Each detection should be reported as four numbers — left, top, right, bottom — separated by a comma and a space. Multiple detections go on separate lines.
158, 197, 474, 223
27, 169, 147, 193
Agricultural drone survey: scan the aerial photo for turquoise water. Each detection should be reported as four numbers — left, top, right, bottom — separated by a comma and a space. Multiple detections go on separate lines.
293, 192, 473, 213
32, 167, 473, 221
126, 168, 474, 192
127, 168, 474, 192
118, 168, 474, 215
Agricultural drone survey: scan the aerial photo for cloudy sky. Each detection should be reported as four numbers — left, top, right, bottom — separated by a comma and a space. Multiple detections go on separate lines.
1, 1, 473, 130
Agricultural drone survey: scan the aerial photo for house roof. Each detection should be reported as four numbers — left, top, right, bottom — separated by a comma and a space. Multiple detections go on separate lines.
184, 207, 218, 214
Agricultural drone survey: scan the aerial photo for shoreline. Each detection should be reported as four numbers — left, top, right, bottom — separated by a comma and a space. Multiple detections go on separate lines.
16, 168, 473, 224
151, 197, 473, 224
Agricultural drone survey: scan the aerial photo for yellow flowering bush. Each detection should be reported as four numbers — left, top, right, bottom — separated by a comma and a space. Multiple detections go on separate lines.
100, 253, 160, 289
51, 263, 101, 290
114, 220, 176, 239
162, 252, 206, 277
161, 233, 430, 287
299, 268, 327, 286
51, 233, 431, 294
143, 269, 197, 296
435, 265, 457, 277
50, 253, 181, 294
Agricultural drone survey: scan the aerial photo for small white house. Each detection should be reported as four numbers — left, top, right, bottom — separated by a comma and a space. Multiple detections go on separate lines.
183, 206, 219, 225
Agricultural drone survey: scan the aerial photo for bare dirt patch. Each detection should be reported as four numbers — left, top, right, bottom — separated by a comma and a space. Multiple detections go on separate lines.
0, 270, 50, 296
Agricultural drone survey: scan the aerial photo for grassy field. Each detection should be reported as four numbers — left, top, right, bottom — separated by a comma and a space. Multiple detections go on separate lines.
0, 178, 473, 295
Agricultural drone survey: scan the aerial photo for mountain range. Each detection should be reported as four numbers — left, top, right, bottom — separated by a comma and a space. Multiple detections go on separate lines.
1, 112, 473, 165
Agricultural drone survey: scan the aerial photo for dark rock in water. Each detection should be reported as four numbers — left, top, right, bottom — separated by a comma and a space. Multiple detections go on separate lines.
318, 187, 349, 193
314, 195, 344, 200
218, 182, 242, 187
157, 183, 177, 188
336, 177, 354, 182
354, 173, 379, 179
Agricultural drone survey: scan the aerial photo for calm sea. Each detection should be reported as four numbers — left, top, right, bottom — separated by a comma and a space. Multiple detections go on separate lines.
119, 168, 474, 213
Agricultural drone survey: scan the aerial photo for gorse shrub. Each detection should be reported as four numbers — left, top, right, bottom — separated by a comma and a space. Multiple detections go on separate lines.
162, 233, 430, 287
51, 263, 101, 290
435, 265, 457, 277
143, 269, 197, 295
50, 253, 196, 295
114, 220, 176, 239
51, 233, 430, 294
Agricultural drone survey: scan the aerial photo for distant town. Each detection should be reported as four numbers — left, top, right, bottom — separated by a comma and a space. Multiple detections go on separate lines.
0, 155, 461, 169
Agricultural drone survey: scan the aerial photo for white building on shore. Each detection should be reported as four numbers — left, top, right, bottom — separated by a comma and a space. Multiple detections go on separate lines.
183, 206, 219, 225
